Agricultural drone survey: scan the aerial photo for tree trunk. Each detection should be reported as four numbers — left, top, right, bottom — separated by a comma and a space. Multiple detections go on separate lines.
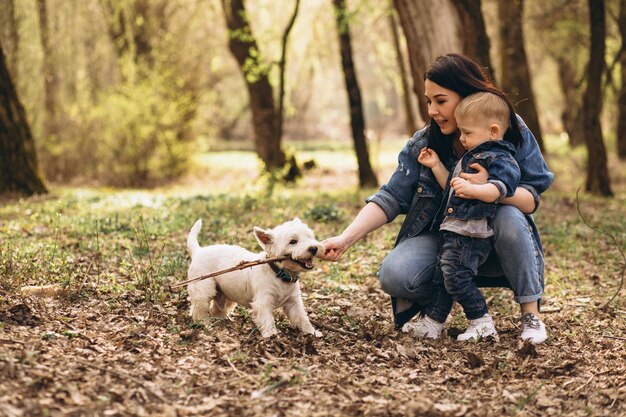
221, 0, 287, 172
0, 45, 47, 196
617, 0, 626, 159
393, 0, 493, 121
388, 10, 418, 134
393, 0, 461, 122
497, 0, 545, 152
332, 0, 378, 188
0, 0, 19, 83
582, 0, 612, 196
555, 56, 585, 147
452, 0, 495, 82
36, 0, 57, 139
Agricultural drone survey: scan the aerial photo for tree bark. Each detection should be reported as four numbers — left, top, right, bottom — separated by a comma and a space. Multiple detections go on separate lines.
0, 0, 19, 83
582, 0, 612, 196
393, 0, 493, 121
618, 0, 626, 159
221, 0, 288, 172
452, 0, 495, 82
36, 0, 57, 139
556, 56, 585, 147
393, 0, 461, 122
332, 0, 378, 188
0, 45, 47, 196
388, 10, 418, 134
497, 0, 545, 152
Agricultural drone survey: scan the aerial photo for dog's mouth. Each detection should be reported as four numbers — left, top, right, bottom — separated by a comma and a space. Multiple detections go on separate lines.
282, 256, 315, 271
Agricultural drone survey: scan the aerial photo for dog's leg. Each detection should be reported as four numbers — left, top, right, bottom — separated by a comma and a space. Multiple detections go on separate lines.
188, 279, 217, 321
283, 297, 322, 337
209, 289, 236, 319
250, 296, 278, 337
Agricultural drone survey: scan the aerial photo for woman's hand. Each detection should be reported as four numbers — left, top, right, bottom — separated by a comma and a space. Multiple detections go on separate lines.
320, 235, 350, 262
459, 163, 488, 184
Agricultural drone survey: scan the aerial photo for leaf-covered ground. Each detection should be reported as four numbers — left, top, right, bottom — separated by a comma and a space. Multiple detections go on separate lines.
1, 139, 625, 416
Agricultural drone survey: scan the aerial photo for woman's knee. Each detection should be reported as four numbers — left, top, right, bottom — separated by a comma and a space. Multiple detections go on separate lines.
493, 205, 529, 244
378, 255, 436, 300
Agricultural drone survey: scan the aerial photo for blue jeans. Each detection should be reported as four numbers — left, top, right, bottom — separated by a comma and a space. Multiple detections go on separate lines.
427, 232, 493, 323
378, 206, 544, 326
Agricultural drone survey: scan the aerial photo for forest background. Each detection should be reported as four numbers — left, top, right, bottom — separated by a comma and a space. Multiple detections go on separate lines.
0, 0, 625, 416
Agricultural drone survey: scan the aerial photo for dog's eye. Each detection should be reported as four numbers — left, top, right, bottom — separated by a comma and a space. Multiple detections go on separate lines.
289, 239, 298, 245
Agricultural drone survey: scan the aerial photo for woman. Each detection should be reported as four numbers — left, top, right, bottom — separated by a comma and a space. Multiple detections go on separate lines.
321, 54, 554, 344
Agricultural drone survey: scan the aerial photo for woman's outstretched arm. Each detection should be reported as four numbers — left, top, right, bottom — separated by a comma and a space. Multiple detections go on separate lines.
320, 202, 388, 261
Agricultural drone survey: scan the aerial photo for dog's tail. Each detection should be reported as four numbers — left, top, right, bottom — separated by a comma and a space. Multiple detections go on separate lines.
187, 219, 203, 256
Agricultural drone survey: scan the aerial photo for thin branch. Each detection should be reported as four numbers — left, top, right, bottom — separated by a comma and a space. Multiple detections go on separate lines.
576, 187, 626, 309
276, 0, 301, 139
168, 256, 289, 290
309, 318, 356, 336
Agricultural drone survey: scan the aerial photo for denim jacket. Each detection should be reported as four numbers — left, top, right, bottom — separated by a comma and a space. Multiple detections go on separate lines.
433, 140, 520, 228
366, 116, 554, 251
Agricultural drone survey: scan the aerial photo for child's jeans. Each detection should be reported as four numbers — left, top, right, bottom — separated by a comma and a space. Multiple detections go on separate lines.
426, 231, 493, 323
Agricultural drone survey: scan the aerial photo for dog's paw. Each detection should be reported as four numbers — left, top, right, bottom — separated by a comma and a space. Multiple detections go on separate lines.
313, 329, 323, 338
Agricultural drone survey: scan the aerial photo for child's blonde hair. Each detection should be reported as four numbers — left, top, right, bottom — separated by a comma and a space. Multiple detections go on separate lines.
454, 92, 510, 134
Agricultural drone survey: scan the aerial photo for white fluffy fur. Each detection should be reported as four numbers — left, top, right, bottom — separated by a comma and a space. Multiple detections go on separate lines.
186, 218, 324, 338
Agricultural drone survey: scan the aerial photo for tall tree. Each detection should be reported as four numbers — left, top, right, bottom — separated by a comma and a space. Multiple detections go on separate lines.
36, 0, 57, 140
617, 0, 626, 159
583, 0, 612, 195
332, 0, 378, 188
452, 0, 495, 82
0, 44, 47, 196
393, 0, 493, 121
221, 0, 300, 179
497, 0, 545, 151
0, 0, 19, 82
388, 9, 418, 134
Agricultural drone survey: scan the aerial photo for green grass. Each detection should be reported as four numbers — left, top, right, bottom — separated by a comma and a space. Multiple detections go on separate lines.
0, 136, 624, 311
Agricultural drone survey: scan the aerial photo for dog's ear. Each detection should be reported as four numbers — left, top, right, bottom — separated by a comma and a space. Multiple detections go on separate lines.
254, 227, 273, 248
293, 217, 302, 223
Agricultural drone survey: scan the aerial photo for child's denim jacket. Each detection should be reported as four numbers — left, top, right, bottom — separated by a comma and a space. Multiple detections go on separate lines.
366, 116, 553, 249
433, 140, 521, 228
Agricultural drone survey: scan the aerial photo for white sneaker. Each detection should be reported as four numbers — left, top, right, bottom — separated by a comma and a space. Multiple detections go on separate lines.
402, 315, 444, 339
457, 314, 498, 341
519, 313, 547, 344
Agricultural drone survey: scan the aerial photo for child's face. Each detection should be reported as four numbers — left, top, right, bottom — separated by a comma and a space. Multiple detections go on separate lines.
457, 116, 501, 150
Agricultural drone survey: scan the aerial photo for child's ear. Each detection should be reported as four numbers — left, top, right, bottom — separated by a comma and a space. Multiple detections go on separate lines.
489, 123, 501, 139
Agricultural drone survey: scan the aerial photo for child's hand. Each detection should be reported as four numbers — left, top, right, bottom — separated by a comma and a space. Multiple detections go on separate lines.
450, 177, 475, 199
418, 147, 440, 168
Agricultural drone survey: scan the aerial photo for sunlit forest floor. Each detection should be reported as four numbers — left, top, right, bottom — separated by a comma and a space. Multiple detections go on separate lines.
1, 136, 625, 416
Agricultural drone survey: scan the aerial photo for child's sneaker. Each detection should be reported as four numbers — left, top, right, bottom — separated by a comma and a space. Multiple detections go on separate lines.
402, 315, 444, 339
519, 313, 547, 344
457, 313, 498, 341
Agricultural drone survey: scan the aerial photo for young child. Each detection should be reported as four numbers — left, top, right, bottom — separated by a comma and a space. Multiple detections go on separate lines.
407, 92, 521, 341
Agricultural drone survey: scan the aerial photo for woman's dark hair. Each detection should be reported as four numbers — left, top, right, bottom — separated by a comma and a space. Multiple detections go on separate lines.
423, 53, 522, 160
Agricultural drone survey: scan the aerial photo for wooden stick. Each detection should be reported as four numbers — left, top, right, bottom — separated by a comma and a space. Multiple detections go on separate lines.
168, 256, 289, 290
310, 319, 357, 336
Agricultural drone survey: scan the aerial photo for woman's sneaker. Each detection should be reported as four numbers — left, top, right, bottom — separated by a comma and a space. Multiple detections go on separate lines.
457, 313, 498, 341
402, 315, 444, 339
519, 313, 547, 344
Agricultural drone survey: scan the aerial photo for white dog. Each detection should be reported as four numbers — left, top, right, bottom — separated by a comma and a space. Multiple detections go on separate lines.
186, 218, 324, 338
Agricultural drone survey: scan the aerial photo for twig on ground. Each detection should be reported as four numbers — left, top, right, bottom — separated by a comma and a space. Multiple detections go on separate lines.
0, 338, 24, 345
168, 256, 289, 290
74, 358, 167, 403
310, 319, 357, 336
601, 335, 626, 341
576, 187, 625, 309
540, 307, 561, 313
225, 357, 257, 384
